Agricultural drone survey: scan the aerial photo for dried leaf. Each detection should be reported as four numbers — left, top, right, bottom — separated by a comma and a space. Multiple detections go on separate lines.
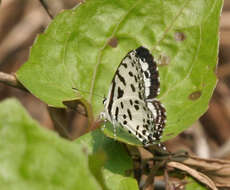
167, 161, 217, 190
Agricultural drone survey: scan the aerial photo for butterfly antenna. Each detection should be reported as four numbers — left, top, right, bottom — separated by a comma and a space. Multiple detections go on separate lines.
72, 87, 104, 98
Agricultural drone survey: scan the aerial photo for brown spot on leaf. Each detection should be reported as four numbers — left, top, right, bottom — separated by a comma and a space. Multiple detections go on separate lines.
108, 37, 118, 48
189, 91, 202, 100
175, 32, 186, 41
158, 54, 170, 66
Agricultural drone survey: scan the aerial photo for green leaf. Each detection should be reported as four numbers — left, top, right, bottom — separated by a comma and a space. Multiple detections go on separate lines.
75, 129, 139, 190
17, 0, 223, 143
0, 98, 102, 190
88, 151, 108, 190
103, 122, 142, 146
157, 0, 223, 141
185, 177, 209, 190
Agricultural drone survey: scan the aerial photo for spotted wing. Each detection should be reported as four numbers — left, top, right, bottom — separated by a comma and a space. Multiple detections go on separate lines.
105, 46, 160, 120
104, 46, 166, 145
135, 46, 160, 100
110, 98, 166, 145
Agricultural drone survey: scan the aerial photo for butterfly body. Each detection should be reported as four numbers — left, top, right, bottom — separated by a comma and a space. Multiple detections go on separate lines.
102, 46, 166, 146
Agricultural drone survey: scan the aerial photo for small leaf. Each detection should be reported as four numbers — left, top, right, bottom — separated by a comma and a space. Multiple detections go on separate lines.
103, 122, 142, 146
0, 98, 102, 190
75, 129, 139, 190
88, 150, 108, 190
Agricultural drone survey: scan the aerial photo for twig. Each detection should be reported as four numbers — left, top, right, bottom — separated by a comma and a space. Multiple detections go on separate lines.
0, 71, 27, 91
39, 0, 54, 19
164, 168, 170, 190
142, 160, 167, 190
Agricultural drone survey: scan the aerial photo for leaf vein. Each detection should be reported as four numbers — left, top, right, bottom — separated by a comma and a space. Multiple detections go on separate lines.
151, 0, 191, 51
159, 25, 202, 100
89, 0, 143, 102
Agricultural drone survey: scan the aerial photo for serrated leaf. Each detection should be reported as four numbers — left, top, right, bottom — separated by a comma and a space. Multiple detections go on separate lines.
17, 0, 223, 143
0, 98, 102, 190
75, 129, 139, 190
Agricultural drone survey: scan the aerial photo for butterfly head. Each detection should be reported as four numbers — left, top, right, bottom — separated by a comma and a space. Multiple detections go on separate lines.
100, 96, 108, 121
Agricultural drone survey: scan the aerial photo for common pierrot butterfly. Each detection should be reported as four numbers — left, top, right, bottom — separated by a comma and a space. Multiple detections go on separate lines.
101, 46, 166, 147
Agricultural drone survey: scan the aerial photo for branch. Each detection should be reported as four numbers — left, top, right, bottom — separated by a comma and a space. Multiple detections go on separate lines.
39, 0, 54, 19
0, 71, 28, 91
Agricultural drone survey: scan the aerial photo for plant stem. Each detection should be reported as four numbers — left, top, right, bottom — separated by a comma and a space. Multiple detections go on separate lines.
0, 71, 27, 91
39, 0, 54, 19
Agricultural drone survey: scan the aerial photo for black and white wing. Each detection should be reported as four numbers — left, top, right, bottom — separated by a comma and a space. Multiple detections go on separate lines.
103, 46, 166, 145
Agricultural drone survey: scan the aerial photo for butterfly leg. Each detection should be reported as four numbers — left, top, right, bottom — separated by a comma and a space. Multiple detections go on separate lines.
112, 120, 117, 139
99, 112, 107, 131
99, 111, 106, 120
101, 122, 106, 131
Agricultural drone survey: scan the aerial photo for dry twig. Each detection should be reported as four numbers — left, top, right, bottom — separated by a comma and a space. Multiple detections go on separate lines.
39, 0, 54, 19
0, 71, 27, 91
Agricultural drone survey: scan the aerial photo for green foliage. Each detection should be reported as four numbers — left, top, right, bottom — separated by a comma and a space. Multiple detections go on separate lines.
0, 99, 138, 190
103, 122, 142, 146
16, 0, 223, 143
76, 129, 139, 190
185, 177, 208, 190
0, 99, 100, 190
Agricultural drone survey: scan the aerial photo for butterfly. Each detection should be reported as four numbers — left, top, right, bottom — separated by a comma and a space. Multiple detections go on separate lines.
101, 46, 166, 146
